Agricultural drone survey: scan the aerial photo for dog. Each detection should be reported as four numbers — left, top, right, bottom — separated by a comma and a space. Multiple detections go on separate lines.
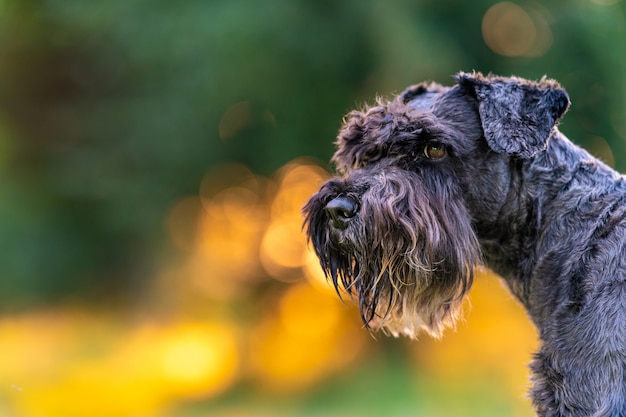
303, 72, 626, 416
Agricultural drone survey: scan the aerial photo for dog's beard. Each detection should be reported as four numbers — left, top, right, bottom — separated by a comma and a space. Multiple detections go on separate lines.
303, 167, 481, 339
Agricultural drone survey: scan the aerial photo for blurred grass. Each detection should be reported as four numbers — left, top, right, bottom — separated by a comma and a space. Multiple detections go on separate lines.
191, 353, 530, 417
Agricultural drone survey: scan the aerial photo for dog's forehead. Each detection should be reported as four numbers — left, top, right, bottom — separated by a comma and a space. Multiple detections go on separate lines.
405, 91, 441, 112
399, 82, 449, 113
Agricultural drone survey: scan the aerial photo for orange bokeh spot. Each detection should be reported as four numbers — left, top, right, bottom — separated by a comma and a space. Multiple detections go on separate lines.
151, 322, 240, 400
260, 218, 307, 279
279, 281, 343, 340
182, 180, 269, 297
249, 283, 365, 392
260, 160, 330, 281
413, 268, 538, 410
303, 246, 337, 294
271, 160, 329, 221
482, 2, 552, 57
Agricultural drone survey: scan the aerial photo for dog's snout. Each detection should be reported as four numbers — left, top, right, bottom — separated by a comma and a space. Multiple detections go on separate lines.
325, 196, 358, 229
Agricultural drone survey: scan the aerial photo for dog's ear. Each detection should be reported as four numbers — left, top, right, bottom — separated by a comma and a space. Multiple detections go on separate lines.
456, 72, 570, 159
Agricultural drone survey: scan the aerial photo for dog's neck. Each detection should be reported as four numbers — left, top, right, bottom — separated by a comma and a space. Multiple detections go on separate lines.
477, 130, 626, 311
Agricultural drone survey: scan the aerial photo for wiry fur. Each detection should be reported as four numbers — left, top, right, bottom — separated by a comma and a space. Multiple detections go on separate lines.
302, 71, 626, 416
304, 164, 480, 338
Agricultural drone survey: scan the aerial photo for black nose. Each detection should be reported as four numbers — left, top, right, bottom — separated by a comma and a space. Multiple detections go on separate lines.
325, 196, 358, 229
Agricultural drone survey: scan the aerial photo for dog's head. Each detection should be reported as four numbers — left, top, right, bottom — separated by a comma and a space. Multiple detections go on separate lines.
302, 72, 570, 338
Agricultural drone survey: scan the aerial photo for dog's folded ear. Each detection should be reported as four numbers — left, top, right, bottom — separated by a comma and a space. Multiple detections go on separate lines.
456, 71, 570, 159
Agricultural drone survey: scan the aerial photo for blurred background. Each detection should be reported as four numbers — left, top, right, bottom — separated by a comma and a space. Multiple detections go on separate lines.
0, 0, 624, 416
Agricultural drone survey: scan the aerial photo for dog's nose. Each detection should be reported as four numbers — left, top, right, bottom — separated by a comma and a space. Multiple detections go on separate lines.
325, 196, 358, 229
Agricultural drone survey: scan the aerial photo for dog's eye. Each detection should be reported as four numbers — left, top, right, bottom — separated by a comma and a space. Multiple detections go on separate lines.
424, 143, 447, 159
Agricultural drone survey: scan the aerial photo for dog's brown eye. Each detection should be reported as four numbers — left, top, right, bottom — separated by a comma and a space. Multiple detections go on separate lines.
424, 143, 446, 159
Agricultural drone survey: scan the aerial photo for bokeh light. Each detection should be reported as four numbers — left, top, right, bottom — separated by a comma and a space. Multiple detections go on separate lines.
482, 2, 552, 57
260, 160, 330, 281
416, 270, 537, 393
119, 321, 240, 401
249, 282, 366, 392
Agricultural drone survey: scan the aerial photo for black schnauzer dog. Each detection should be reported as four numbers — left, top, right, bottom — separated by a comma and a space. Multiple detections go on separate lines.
303, 72, 626, 416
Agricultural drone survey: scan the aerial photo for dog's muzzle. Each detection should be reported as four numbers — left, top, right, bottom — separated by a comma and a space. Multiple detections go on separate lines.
324, 196, 358, 230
